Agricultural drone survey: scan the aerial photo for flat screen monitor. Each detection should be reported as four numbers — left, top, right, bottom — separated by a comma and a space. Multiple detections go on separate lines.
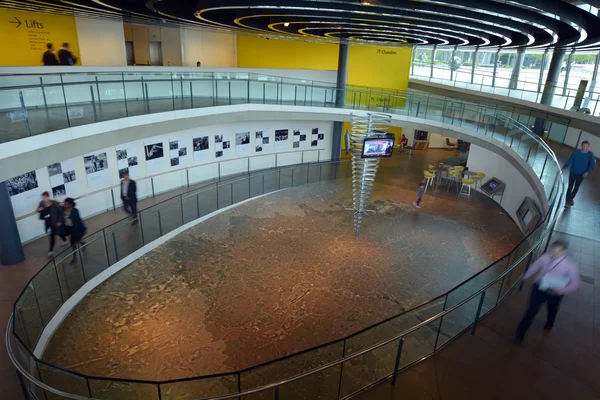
482, 177, 505, 195
362, 138, 394, 158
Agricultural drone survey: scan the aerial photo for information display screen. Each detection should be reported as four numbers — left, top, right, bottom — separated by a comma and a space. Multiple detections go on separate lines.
482, 177, 505, 196
361, 138, 394, 158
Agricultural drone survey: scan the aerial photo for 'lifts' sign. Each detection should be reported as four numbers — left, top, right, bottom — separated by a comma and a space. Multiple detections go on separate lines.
0, 9, 80, 66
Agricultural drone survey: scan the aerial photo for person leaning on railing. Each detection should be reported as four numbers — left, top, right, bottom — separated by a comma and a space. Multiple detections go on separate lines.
515, 240, 580, 343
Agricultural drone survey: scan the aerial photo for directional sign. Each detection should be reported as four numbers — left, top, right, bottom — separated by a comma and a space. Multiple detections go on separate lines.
0, 9, 80, 66
8, 17, 21, 28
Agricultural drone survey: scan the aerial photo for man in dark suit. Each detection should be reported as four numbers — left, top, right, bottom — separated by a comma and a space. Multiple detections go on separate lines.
42, 43, 59, 66
120, 173, 138, 223
58, 42, 77, 65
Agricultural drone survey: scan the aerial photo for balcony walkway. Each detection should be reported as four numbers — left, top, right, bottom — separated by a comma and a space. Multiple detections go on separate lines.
357, 143, 600, 400
1, 145, 598, 399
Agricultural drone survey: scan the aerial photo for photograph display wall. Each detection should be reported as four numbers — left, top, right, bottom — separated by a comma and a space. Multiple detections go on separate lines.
10, 120, 334, 223
84, 148, 112, 189
115, 142, 141, 179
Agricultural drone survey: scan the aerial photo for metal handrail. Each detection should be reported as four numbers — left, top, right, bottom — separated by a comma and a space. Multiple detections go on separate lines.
5, 74, 565, 399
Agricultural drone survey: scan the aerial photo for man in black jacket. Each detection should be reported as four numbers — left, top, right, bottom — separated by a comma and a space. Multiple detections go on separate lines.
58, 42, 78, 65
42, 43, 59, 66
120, 172, 138, 223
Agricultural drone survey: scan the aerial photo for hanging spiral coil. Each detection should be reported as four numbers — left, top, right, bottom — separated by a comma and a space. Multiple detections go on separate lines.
350, 112, 392, 237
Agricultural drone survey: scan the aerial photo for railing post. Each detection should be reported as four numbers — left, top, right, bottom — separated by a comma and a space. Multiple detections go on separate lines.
391, 337, 405, 386
95, 75, 101, 105
40, 76, 48, 110
18, 91, 31, 137
112, 231, 119, 261
145, 83, 150, 113
274, 386, 279, 400
262, 174, 265, 194
158, 210, 163, 236
171, 74, 176, 110
122, 72, 129, 117
228, 81, 232, 105
336, 339, 347, 399
111, 188, 116, 210
59, 74, 71, 127
190, 81, 194, 108
471, 291, 487, 335
151, 177, 155, 197
139, 212, 145, 245
90, 86, 98, 122
294, 86, 297, 106
196, 193, 201, 218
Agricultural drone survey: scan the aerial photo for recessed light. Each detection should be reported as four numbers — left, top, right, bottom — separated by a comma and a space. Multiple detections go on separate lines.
284, 22, 290, 27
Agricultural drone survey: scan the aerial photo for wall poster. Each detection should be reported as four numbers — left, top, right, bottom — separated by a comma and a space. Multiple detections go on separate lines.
293, 129, 301, 149
47, 158, 77, 199
214, 134, 233, 159
235, 132, 251, 155
144, 140, 165, 174
115, 142, 141, 179
84, 149, 112, 189
275, 129, 289, 150
7, 169, 43, 216
193, 136, 210, 162
311, 128, 326, 148
169, 138, 188, 168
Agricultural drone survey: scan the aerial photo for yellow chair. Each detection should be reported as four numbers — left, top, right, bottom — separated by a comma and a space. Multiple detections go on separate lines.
453, 165, 465, 172
428, 164, 436, 173
458, 178, 476, 199
446, 169, 462, 192
474, 172, 486, 190
424, 171, 436, 192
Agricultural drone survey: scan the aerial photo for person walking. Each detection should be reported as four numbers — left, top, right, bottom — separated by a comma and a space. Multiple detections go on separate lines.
413, 182, 425, 209
515, 240, 580, 343
120, 172, 138, 223
36, 191, 65, 256
58, 42, 78, 65
42, 43, 59, 66
61, 198, 87, 263
563, 140, 595, 208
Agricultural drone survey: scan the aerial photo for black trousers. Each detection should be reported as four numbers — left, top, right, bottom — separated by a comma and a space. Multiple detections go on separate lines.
517, 284, 563, 336
567, 173, 584, 201
416, 196, 422, 206
46, 224, 57, 252
123, 199, 138, 219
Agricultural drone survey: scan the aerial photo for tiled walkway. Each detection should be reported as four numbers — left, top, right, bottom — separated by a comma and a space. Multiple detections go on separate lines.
358, 143, 600, 400
1, 143, 599, 399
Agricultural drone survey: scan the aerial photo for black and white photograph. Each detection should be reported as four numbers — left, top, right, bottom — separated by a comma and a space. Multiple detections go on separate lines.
216, 150, 223, 158
312, 128, 319, 135
119, 168, 129, 179
236, 132, 251, 146
145, 142, 164, 161
115, 144, 139, 181
179, 148, 187, 157
117, 149, 128, 160
84, 152, 108, 175
6, 171, 38, 197
48, 163, 62, 176
293, 142, 300, 148
170, 141, 179, 150
63, 170, 76, 183
171, 157, 180, 167
318, 133, 325, 140
300, 134, 307, 142
256, 131, 263, 139
256, 145, 263, 152
275, 129, 289, 141
311, 140, 318, 147
263, 137, 270, 145
294, 130, 300, 136
223, 141, 231, 149
52, 184, 66, 197
193, 136, 209, 151
128, 156, 138, 167
215, 134, 223, 143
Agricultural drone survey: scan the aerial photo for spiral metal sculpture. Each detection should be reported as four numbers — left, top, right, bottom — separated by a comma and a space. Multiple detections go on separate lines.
349, 112, 392, 237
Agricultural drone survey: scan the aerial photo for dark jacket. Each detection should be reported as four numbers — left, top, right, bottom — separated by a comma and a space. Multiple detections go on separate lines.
42, 51, 59, 66
38, 200, 62, 228
58, 48, 77, 65
62, 207, 86, 242
120, 179, 137, 202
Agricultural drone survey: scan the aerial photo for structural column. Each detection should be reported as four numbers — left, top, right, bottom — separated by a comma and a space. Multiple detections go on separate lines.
430, 45, 437, 79
332, 38, 349, 161
562, 49, 575, 96
508, 48, 526, 90
492, 49, 500, 87
533, 48, 567, 136
583, 51, 600, 108
0, 182, 25, 265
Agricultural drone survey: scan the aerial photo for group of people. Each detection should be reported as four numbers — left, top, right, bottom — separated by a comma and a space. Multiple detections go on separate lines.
42, 42, 77, 66
38, 173, 138, 261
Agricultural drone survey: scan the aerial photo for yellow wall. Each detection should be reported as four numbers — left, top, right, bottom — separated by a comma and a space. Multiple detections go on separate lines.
237, 35, 412, 91
0, 9, 80, 66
